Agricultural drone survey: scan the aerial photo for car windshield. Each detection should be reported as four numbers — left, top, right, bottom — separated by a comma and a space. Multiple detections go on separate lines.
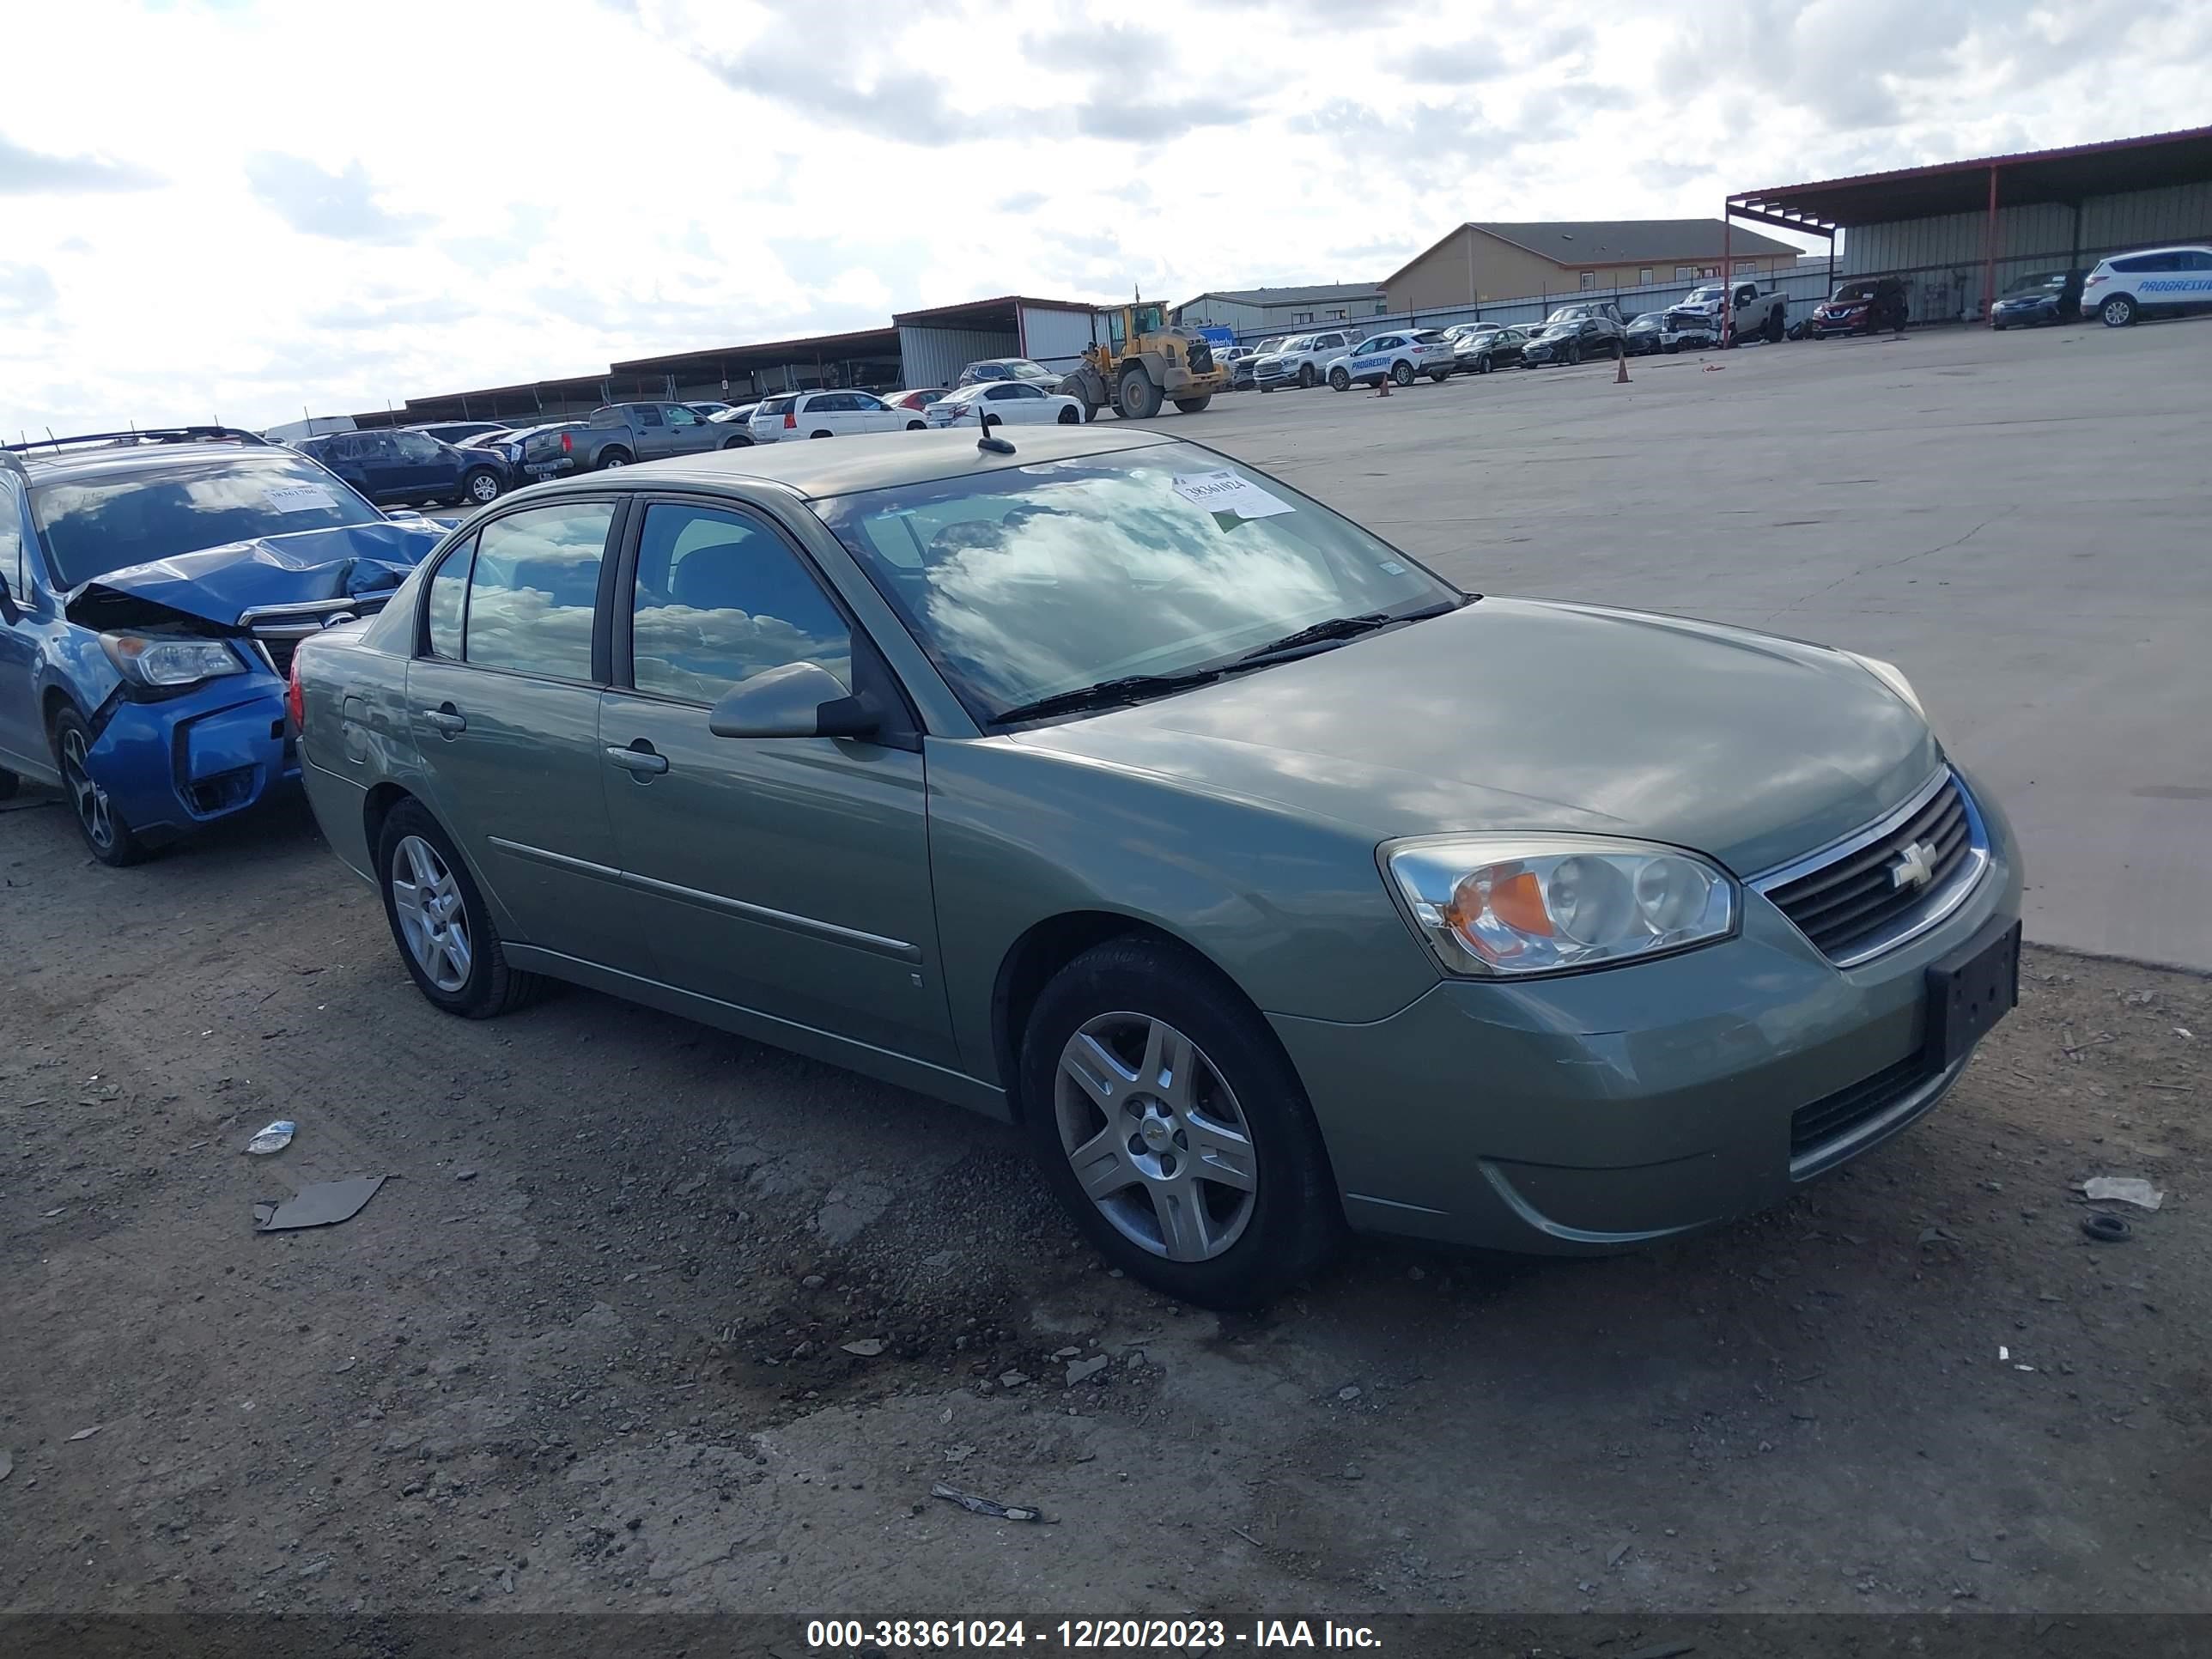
1833, 284, 1875, 302
28, 450, 385, 586
2006, 273, 2063, 295
814, 450, 1462, 722
1001, 361, 1054, 382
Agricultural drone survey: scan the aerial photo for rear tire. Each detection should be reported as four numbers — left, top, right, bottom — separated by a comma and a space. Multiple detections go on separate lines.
1172, 395, 1211, 414
376, 799, 544, 1019
1019, 937, 1344, 1309
52, 707, 147, 867
2100, 295, 2136, 327
1328, 367, 1351, 392
598, 448, 631, 469
1389, 360, 1414, 386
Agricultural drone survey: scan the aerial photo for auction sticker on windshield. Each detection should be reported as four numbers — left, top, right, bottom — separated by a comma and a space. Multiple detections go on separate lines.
266, 484, 338, 513
1170, 471, 1294, 520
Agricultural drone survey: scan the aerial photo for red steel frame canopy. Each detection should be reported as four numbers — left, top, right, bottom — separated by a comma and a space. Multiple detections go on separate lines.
1718, 125, 2212, 334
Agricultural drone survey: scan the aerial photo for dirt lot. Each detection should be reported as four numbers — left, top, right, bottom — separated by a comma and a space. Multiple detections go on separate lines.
3, 785, 2209, 1618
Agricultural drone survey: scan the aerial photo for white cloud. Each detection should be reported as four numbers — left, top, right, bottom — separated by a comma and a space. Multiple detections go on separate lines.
1, 0, 2206, 435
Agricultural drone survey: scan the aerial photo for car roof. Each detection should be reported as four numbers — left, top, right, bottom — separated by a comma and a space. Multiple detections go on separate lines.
520, 424, 1179, 502
8, 438, 286, 486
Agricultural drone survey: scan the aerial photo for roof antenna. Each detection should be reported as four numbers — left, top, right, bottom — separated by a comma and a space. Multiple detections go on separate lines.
975, 400, 1013, 456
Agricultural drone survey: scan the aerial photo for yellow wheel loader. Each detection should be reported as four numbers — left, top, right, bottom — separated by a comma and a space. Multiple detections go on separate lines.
1057, 302, 1228, 421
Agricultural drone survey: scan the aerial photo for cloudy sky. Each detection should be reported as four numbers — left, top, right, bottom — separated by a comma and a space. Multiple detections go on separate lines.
3, 0, 2205, 434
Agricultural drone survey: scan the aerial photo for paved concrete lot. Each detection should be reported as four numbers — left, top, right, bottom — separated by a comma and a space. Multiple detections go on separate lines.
4, 326, 2209, 1621
1193, 320, 2212, 970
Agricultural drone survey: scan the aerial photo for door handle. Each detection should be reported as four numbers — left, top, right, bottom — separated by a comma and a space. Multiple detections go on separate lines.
421, 707, 467, 735
605, 744, 669, 776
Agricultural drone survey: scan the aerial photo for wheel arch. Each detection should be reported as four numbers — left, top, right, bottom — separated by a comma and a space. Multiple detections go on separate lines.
990, 909, 1259, 1126
362, 779, 416, 860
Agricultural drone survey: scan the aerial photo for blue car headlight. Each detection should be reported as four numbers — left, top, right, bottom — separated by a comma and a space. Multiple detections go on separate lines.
100, 632, 249, 689
1384, 836, 1737, 976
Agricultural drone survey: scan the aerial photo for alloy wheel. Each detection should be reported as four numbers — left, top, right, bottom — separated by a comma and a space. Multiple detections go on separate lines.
1054, 1011, 1257, 1262
59, 727, 112, 852
391, 834, 473, 993
468, 472, 500, 503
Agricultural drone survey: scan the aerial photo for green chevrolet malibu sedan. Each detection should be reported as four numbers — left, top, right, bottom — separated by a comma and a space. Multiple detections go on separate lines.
291, 425, 2021, 1307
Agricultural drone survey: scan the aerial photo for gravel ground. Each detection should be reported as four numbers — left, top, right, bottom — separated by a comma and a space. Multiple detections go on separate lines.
3, 788, 2209, 1617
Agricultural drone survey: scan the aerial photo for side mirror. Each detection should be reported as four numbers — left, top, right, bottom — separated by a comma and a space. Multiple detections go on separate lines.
708, 660, 878, 741
385, 507, 424, 521
0, 573, 18, 626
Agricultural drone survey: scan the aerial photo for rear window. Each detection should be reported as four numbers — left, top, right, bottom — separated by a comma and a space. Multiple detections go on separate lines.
758, 397, 797, 416
29, 451, 383, 587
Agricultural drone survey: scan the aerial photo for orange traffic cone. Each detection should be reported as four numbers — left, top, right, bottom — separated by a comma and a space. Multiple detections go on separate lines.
1614, 351, 1630, 385
1374, 374, 1391, 398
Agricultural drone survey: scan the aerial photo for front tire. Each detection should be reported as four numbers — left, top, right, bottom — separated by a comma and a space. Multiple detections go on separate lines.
1474, 354, 1492, 374
1020, 938, 1343, 1309
2101, 295, 2136, 327
376, 800, 543, 1018
464, 469, 501, 506
1328, 367, 1351, 392
52, 707, 146, 867
1297, 363, 1316, 389
1057, 406, 1081, 423
1566, 343, 1582, 367
724, 434, 753, 447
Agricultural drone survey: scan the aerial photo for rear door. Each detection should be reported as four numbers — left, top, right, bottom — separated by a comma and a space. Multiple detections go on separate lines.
626, 404, 669, 460
597, 496, 952, 1060
404, 495, 648, 972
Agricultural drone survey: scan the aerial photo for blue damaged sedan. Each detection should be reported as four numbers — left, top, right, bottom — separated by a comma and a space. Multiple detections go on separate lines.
0, 428, 445, 865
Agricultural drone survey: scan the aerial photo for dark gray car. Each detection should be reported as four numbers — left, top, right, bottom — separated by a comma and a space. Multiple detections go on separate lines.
292, 427, 2021, 1307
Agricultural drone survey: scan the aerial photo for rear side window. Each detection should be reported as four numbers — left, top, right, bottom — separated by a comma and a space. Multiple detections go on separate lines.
463, 501, 616, 681
424, 537, 474, 659
759, 397, 796, 416
2112, 252, 2173, 273
2, 479, 26, 593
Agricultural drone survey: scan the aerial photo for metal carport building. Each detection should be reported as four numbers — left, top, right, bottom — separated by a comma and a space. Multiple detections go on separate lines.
1726, 125, 2212, 325
891, 295, 1105, 391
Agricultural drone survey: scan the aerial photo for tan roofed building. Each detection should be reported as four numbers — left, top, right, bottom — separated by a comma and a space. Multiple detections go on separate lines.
1382, 219, 1804, 312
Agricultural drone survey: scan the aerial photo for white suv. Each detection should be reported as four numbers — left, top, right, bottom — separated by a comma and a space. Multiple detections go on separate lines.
748, 390, 923, 443
1253, 331, 1354, 392
2081, 245, 2212, 328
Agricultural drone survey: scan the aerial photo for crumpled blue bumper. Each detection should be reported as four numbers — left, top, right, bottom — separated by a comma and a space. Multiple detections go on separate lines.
86, 675, 295, 839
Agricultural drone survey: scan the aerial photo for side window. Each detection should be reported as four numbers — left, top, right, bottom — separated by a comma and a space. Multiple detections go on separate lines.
362, 434, 401, 464
983, 385, 1018, 401
853, 393, 888, 411
463, 501, 615, 680
2, 480, 26, 595
394, 433, 442, 462
423, 536, 475, 659
665, 406, 699, 427
636, 406, 665, 428
1009, 383, 1047, 399
629, 502, 854, 703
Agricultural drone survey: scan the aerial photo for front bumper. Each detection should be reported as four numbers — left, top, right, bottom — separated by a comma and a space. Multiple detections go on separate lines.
1810, 311, 1868, 334
1272, 769, 2022, 1253
85, 676, 296, 839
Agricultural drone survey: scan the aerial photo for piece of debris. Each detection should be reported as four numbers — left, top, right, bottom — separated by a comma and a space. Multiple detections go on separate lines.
1337, 1385, 1363, 1402
1918, 1225, 1960, 1245
2082, 1213, 2134, 1243
2085, 1177, 2165, 1210
252, 1175, 388, 1233
841, 1339, 886, 1358
454, 1169, 478, 1182
1998, 1346, 2010, 1361
1608, 1541, 1633, 1567
2177, 1028, 2194, 1041
244, 1121, 296, 1156
997, 1371, 1029, 1389
800, 1274, 826, 1290
1066, 1355, 1109, 1386
41, 1208, 64, 1219
0, 1449, 13, 1482
931, 1483, 1043, 1522
1624, 1644, 1697, 1659
68, 1426, 101, 1442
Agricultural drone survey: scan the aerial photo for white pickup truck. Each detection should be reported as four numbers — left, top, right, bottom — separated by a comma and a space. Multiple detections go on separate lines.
1668, 280, 1788, 344
1251, 329, 1355, 392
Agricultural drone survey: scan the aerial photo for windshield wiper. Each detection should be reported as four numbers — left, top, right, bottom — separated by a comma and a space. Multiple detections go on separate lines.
993, 670, 1224, 726
1233, 600, 1461, 665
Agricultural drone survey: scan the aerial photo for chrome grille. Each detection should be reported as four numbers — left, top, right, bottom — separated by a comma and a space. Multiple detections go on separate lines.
245, 595, 392, 677
1757, 772, 1981, 966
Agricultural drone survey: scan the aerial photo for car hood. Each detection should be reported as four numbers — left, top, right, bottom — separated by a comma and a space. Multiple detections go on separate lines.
1012, 598, 1940, 877
69, 519, 446, 628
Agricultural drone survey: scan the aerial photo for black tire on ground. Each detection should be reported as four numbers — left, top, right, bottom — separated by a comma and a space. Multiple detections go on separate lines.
1058, 406, 1080, 423
51, 705, 147, 867
1765, 310, 1786, 343
1297, 364, 1316, 389
1428, 369, 1449, 382
1172, 395, 1211, 414
725, 434, 753, 447
463, 469, 501, 506
1567, 343, 1582, 367
376, 798, 545, 1019
1475, 354, 1492, 374
2100, 295, 2136, 327
0, 768, 18, 801
597, 448, 632, 469
906, 421, 927, 431
1663, 338, 1680, 353
810, 430, 833, 440
1117, 369, 1161, 420
1328, 367, 1351, 391
1018, 936, 1345, 1309
1389, 359, 1414, 386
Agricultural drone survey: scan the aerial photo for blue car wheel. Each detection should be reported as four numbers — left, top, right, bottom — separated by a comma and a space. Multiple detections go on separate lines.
53, 706, 147, 867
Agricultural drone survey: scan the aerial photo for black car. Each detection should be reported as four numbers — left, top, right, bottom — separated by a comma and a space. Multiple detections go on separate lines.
1989, 270, 2083, 329
1622, 312, 1668, 356
1520, 318, 1620, 367
295, 428, 509, 508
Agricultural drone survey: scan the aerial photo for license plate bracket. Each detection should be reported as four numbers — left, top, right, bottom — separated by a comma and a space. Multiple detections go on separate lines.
1925, 916, 2021, 1069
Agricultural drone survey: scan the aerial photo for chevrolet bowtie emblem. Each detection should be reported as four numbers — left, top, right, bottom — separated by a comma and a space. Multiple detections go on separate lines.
1889, 839, 1940, 890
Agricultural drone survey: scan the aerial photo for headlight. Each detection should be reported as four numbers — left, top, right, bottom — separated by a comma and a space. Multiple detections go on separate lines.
1843, 651, 1925, 720
1384, 836, 1736, 976
100, 633, 247, 688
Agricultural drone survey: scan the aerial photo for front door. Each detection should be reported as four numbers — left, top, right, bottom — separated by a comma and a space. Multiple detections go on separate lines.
658, 404, 716, 454
403, 495, 646, 971
596, 497, 952, 1063
0, 477, 51, 780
